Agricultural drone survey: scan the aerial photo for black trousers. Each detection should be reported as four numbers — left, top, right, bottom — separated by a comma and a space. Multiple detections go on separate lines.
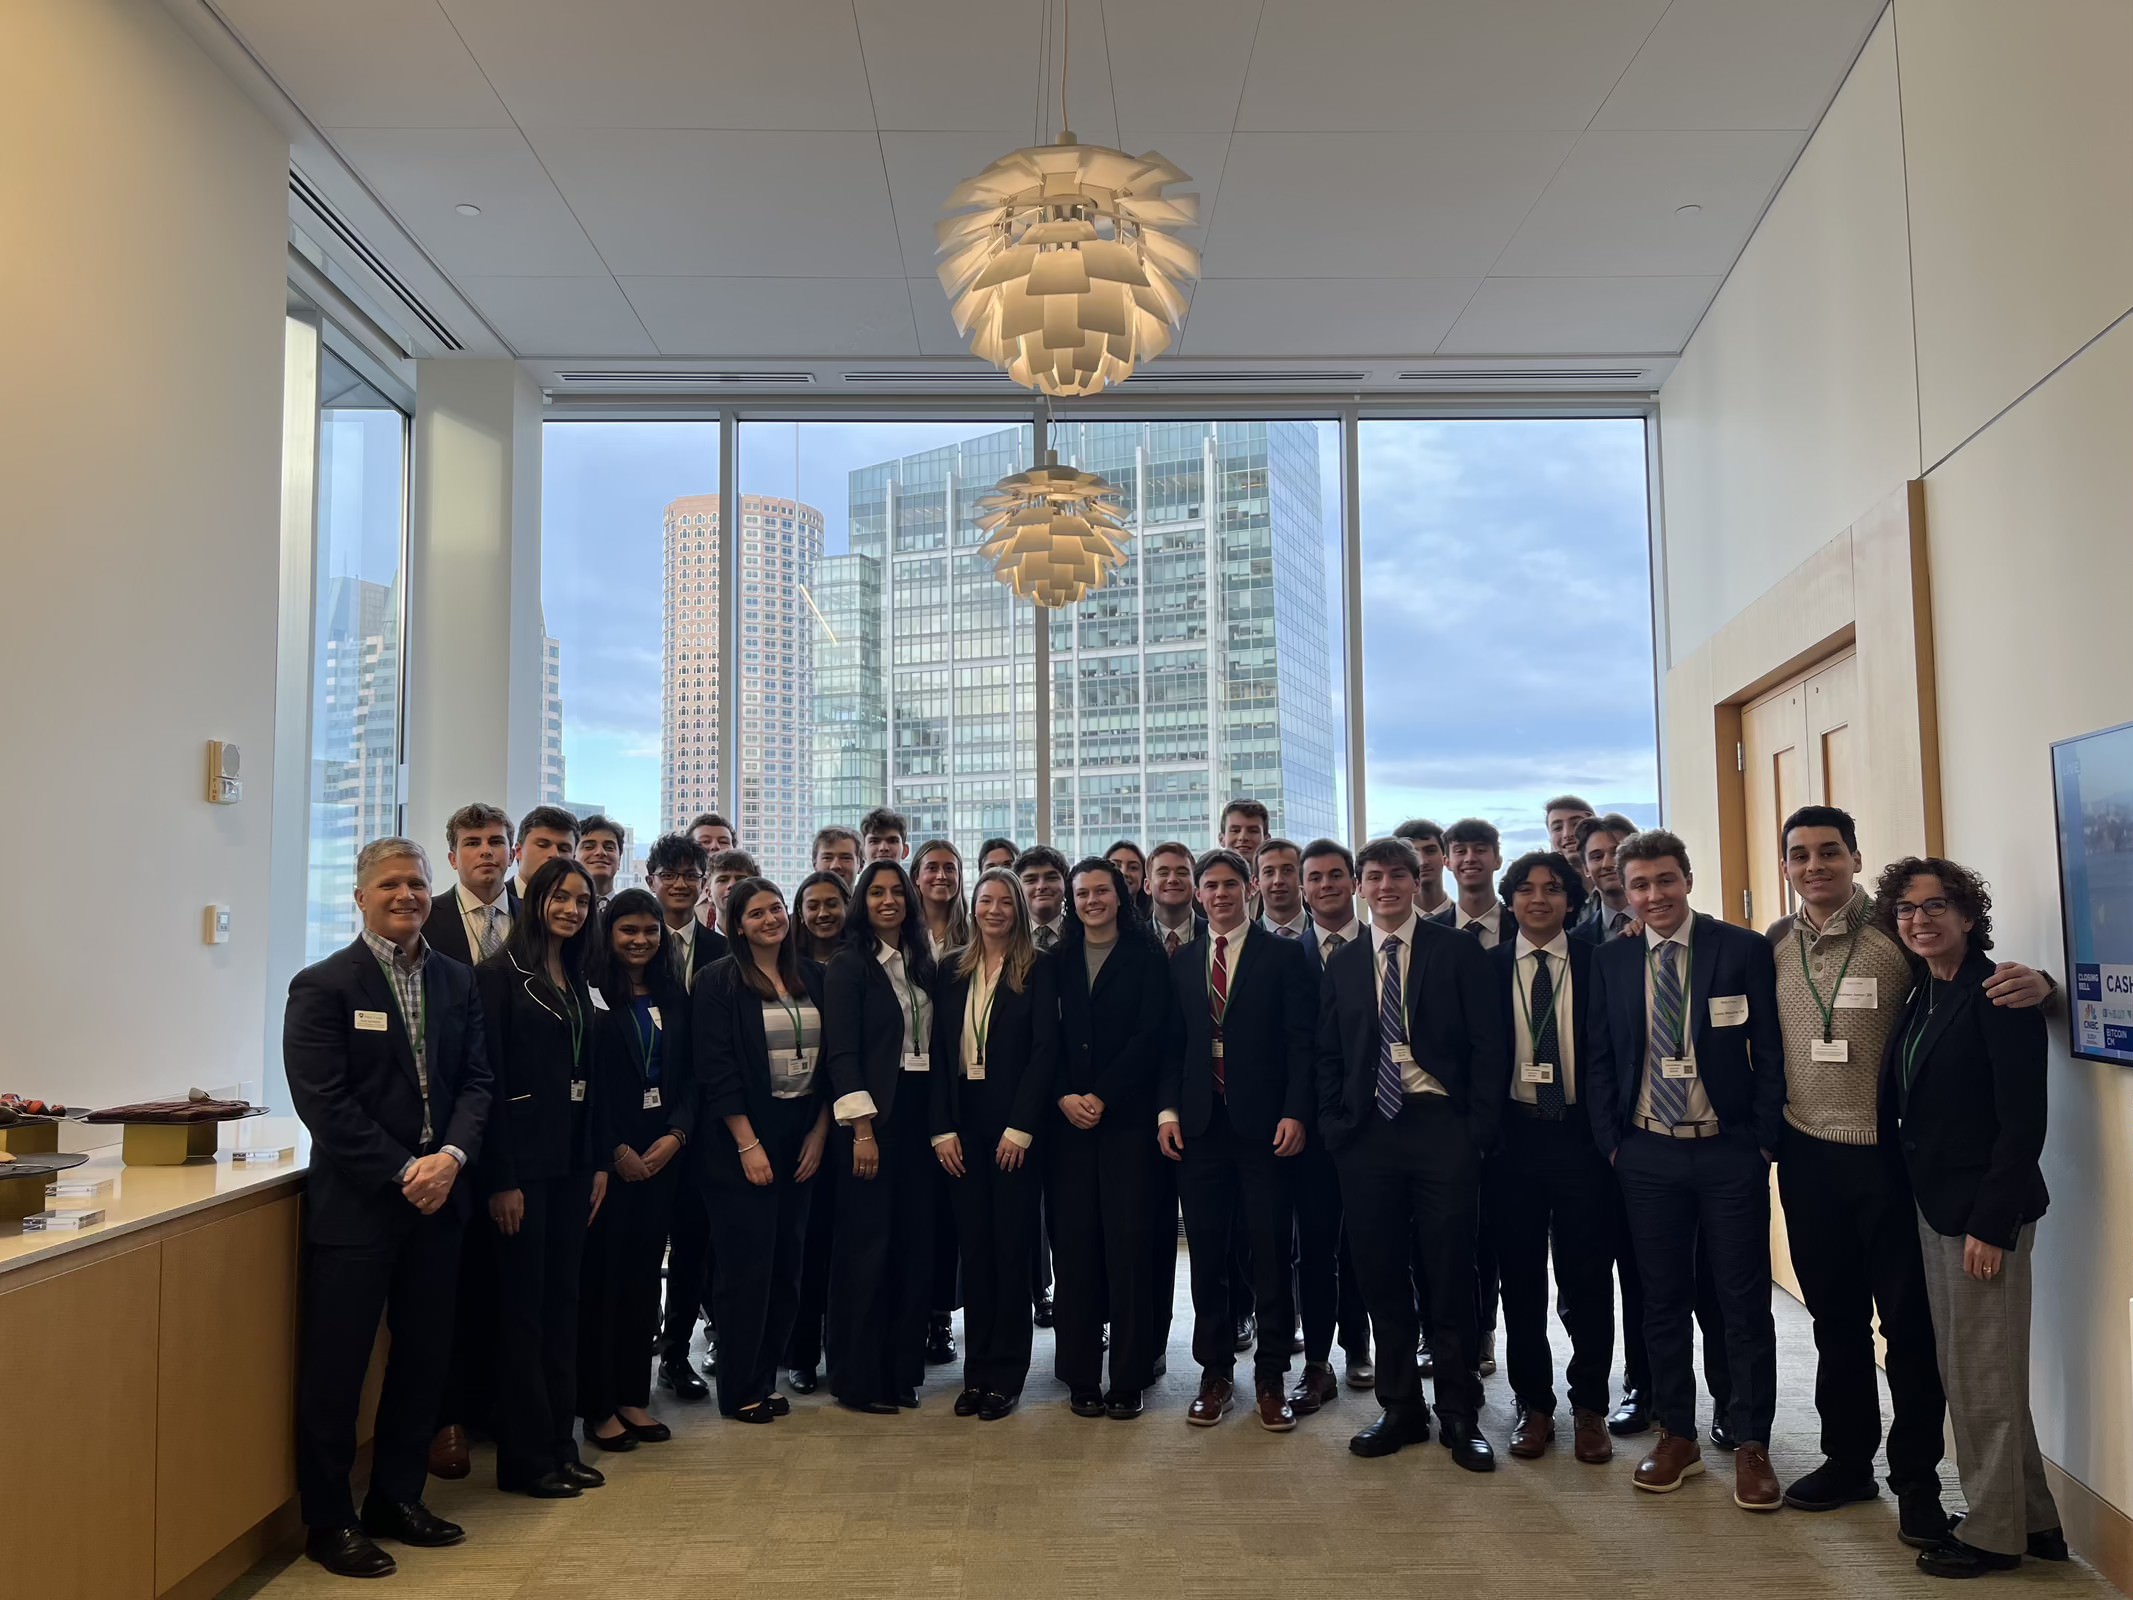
660, 1155, 715, 1359
1290, 1143, 1347, 1365
784, 1171, 835, 1371
929, 1163, 962, 1320
1335, 1233, 1372, 1360
1779, 1131, 1946, 1490
826, 1109, 936, 1406
953, 1124, 1042, 1396
1335, 1096, 1483, 1427
708, 1098, 821, 1415
1150, 1152, 1180, 1359
490, 1171, 595, 1482
1230, 1231, 1256, 1326
576, 1161, 679, 1424
1615, 1130, 1776, 1443
1047, 1115, 1157, 1394
1176, 1104, 1298, 1385
435, 1214, 494, 1433
297, 1205, 463, 1527
1030, 1190, 1054, 1305
1490, 1109, 1617, 1416
1611, 1177, 1730, 1409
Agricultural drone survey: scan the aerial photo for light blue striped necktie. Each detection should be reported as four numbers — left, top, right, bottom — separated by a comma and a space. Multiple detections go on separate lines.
1376, 936, 1405, 1120
1647, 938, 1689, 1125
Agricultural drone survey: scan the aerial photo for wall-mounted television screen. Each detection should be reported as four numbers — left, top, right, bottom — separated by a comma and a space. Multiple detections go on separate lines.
2053, 720, 2133, 1066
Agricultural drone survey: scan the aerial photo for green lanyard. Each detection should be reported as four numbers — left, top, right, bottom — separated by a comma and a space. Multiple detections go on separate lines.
1513, 949, 1562, 1053
1645, 934, 1693, 1047
887, 946, 927, 1045
1796, 925, 1861, 1043
773, 990, 806, 1056
628, 1000, 660, 1083
1900, 979, 1939, 1096
970, 962, 1000, 1065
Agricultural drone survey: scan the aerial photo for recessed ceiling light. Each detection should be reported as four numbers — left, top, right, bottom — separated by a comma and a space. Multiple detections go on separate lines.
455, 203, 481, 217
1675, 203, 1703, 216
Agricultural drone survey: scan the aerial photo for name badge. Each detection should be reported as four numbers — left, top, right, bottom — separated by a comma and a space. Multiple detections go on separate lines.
354, 1010, 389, 1032
570, 1080, 587, 1102
1810, 1038, 1850, 1064
1709, 995, 1749, 1028
1211, 1041, 1226, 1059
966, 1058, 987, 1083
902, 1052, 930, 1074
1521, 1061, 1555, 1085
1390, 1043, 1415, 1065
1660, 1056, 1697, 1080
590, 989, 610, 1012
642, 1087, 662, 1110
1834, 977, 1878, 1010
771, 1048, 812, 1097
647, 1005, 662, 1030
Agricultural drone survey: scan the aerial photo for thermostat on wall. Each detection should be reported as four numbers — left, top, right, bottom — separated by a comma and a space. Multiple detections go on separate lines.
206, 740, 242, 803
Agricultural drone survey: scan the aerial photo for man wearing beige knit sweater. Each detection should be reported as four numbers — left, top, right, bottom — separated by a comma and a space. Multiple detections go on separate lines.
1765, 805, 2054, 1547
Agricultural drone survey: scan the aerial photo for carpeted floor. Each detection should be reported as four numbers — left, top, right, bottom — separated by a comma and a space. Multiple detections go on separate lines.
226, 1256, 2106, 1598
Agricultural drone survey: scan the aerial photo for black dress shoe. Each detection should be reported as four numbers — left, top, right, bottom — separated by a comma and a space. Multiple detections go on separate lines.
767, 1393, 791, 1417
1070, 1389, 1108, 1418
1709, 1418, 1738, 1452
360, 1499, 465, 1548
1105, 1389, 1144, 1421
978, 1391, 1020, 1421
559, 1458, 605, 1489
1916, 1538, 2022, 1578
788, 1366, 819, 1395
1350, 1409, 1430, 1458
835, 1396, 899, 1416
624, 1418, 672, 1444
734, 1402, 775, 1424
1783, 1459, 1879, 1511
584, 1425, 638, 1453
926, 1315, 957, 1365
307, 1526, 397, 1578
1033, 1295, 1055, 1329
1442, 1422, 1497, 1473
2028, 1527, 2070, 1562
1607, 1389, 1650, 1437
894, 1388, 921, 1409
658, 1354, 710, 1402
954, 1388, 985, 1417
499, 1470, 580, 1498
1899, 1487, 1958, 1549
1233, 1314, 1256, 1353
1416, 1339, 1436, 1379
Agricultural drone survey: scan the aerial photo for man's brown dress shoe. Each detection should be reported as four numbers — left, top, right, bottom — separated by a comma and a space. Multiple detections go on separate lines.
1254, 1378, 1296, 1432
427, 1425, 469, 1481
1508, 1406, 1554, 1459
1288, 1362, 1338, 1416
1573, 1407, 1614, 1464
1187, 1376, 1234, 1427
1633, 1427, 1705, 1493
1734, 1443, 1782, 1511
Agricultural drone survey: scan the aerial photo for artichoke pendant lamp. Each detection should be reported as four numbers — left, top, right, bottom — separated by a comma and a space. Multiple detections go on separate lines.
937, 3, 1199, 396
976, 451, 1131, 609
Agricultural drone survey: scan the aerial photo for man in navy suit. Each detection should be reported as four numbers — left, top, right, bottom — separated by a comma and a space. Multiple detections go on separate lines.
287, 838, 492, 1579
1584, 829, 1785, 1513
1298, 839, 1373, 1392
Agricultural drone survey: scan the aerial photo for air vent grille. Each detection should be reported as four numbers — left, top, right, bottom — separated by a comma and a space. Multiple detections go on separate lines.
554, 370, 817, 386
841, 369, 1024, 386
1397, 368, 1650, 383
1124, 369, 1369, 386
289, 168, 462, 352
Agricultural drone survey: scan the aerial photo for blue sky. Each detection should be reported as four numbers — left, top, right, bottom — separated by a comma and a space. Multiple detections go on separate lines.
540, 417, 1659, 860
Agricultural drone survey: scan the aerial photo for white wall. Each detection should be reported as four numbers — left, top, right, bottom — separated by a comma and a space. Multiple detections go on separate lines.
0, 0, 288, 1112
1659, 0, 2133, 1524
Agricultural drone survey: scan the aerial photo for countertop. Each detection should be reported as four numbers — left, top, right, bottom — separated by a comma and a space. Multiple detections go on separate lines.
0, 1118, 310, 1277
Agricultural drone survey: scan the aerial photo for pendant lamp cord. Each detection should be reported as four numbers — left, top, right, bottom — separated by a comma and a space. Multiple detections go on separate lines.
1059, 0, 1071, 141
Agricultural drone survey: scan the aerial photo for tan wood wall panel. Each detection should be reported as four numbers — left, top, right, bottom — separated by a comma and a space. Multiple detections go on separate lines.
154, 1197, 301, 1594
0, 1243, 162, 1599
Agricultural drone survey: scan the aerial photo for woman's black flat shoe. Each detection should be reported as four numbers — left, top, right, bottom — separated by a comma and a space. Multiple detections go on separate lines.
954, 1388, 984, 1417
894, 1388, 921, 1410
734, 1403, 775, 1424
835, 1396, 899, 1416
978, 1391, 1020, 1422
585, 1426, 638, 1453
767, 1393, 792, 1417
1105, 1390, 1144, 1421
1069, 1390, 1107, 1418
624, 1419, 671, 1444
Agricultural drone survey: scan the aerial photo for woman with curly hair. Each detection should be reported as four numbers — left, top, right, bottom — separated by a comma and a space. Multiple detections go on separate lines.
1874, 857, 2063, 1579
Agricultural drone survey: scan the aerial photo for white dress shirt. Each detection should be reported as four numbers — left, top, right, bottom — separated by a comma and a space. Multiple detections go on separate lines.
1262, 909, 1310, 940
832, 940, 928, 1126
1312, 917, 1362, 966
1150, 908, 1196, 955
456, 881, 511, 961
1455, 901, 1508, 949
1157, 918, 1250, 1128
1634, 921, 1715, 1126
1370, 913, 1447, 1097
1510, 931, 1576, 1105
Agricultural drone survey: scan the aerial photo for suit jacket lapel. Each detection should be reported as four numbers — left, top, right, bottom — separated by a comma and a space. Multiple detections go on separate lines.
1906, 964, 1978, 1088
1687, 914, 1718, 1051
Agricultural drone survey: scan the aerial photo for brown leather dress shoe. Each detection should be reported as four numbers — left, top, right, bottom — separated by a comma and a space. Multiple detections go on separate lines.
1508, 1406, 1554, 1459
1255, 1378, 1297, 1432
1632, 1427, 1705, 1493
1287, 1362, 1338, 1416
1573, 1407, 1614, 1464
427, 1425, 469, 1481
1734, 1443, 1782, 1511
1187, 1376, 1235, 1427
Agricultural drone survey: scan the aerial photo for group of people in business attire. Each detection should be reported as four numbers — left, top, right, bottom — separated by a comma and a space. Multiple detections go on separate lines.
286, 791, 2067, 1583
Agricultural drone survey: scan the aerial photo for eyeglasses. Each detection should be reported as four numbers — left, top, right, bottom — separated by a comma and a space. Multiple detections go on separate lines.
1893, 898, 1953, 920
653, 869, 705, 885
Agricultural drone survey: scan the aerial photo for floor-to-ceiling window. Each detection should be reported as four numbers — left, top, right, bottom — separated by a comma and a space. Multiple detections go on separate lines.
1356, 418, 1659, 853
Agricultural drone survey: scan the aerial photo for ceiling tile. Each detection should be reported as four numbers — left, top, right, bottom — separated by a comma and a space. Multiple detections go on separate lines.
438, 0, 875, 128
1180, 278, 1480, 357
855, 1, 1120, 142
1490, 130, 1802, 277
619, 277, 920, 356
325, 127, 608, 278
908, 279, 976, 358
1207, 131, 1576, 278
882, 131, 1036, 279
1439, 275, 1720, 354
213, 0, 512, 127
1111, 131, 1232, 253
1238, 0, 1669, 131
453, 276, 658, 356
528, 129, 904, 278
1594, 0, 1886, 131
1103, 0, 1260, 132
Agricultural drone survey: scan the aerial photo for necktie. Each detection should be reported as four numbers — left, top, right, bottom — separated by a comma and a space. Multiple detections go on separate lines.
1210, 934, 1230, 1097
1530, 952, 1565, 1117
1164, 927, 1183, 956
1275, 923, 1298, 939
1648, 940, 1689, 1125
1376, 936, 1405, 1120
1466, 919, 1487, 942
1323, 931, 1345, 963
478, 905, 503, 959
1035, 923, 1058, 952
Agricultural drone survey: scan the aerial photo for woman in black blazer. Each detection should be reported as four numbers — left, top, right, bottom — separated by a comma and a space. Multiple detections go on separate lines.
578, 890, 694, 1454
1876, 857, 2061, 1579
1048, 857, 1171, 1420
931, 867, 1058, 1420
822, 860, 940, 1414
476, 857, 608, 1498
696, 878, 832, 1422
